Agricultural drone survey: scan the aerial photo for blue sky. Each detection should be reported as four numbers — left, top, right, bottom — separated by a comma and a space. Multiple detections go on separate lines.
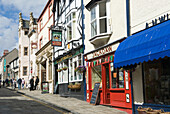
0, 0, 47, 56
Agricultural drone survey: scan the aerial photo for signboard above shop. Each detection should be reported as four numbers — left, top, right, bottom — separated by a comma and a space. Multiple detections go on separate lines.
51, 30, 62, 47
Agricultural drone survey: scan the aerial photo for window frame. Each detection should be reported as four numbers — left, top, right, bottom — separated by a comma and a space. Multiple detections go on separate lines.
23, 66, 27, 76
90, 1, 109, 38
23, 47, 28, 56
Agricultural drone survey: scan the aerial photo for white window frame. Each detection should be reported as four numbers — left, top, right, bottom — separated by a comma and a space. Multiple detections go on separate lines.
69, 54, 83, 82
90, 1, 110, 38
58, 61, 68, 84
66, 11, 76, 41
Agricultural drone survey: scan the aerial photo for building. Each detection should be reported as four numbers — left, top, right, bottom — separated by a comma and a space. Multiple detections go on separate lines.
35, 0, 54, 93
52, 0, 85, 100
18, 13, 30, 82
9, 57, 19, 80
113, 0, 170, 113
84, 0, 132, 112
3, 49, 18, 80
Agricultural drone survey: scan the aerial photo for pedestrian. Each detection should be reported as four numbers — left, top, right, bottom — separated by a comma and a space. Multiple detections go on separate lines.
17, 78, 22, 90
13, 79, 16, 90
3, 80, 5, 87
5, 78, 8, 87
29, 76, 34, 91
22, 78, 25, 89
35, 76, 39, 90
10, 78, 13, 87
0, 78, 1, 88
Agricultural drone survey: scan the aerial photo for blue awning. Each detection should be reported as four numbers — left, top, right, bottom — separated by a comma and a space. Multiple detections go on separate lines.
114, 20, 170, 68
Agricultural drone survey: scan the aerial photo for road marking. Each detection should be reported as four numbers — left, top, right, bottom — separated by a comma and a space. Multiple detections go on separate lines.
22, 95, 67, 114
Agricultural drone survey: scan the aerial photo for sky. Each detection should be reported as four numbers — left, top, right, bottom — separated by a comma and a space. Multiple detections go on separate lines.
0, 0, 48, 56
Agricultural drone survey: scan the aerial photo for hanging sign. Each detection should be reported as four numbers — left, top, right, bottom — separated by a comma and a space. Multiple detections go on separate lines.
51, 30, 62, 46
4, 59, 6, 72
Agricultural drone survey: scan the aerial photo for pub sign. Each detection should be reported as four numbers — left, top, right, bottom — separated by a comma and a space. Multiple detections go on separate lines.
51, 30, 62, 47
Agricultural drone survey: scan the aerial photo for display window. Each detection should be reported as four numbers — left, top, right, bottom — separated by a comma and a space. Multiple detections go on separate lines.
144, 58, 170, 105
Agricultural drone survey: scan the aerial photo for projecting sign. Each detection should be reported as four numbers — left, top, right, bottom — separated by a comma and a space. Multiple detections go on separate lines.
51, 30, 62, 47
4, 59, 6, 72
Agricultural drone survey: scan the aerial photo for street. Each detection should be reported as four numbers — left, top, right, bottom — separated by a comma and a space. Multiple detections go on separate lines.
0, 87, 71, 114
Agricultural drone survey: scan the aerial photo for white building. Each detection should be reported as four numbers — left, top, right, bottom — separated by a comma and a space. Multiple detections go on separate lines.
36, 0, 54, 93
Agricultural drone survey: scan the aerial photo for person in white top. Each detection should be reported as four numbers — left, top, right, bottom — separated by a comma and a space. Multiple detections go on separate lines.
22, 78, 25, 89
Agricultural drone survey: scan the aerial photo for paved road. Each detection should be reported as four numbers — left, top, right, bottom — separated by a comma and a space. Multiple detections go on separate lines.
0, 87, 71, 114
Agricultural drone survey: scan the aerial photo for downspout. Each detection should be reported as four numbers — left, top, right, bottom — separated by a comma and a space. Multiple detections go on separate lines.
81, 0, 86, 101
126, 0, 134, 113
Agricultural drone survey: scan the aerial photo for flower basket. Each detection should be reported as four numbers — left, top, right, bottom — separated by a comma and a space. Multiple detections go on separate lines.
57, 69, 62, 72
62, 67, 68, 71
68, 83, 81, 89
75, 66, 86, 73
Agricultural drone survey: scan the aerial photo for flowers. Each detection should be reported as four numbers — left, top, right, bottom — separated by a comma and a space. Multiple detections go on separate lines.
75, 66, 86, 73
62, 66, 68, 70
57, 69, 62, 72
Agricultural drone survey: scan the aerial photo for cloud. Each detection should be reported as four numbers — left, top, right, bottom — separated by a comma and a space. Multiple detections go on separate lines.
0, 0, 47, 17
0, 15, 18, 55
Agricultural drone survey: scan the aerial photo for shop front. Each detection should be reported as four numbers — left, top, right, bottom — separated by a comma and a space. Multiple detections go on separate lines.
54, 47, 85, 100
84, 42, 132, 109
114, 20, 170, 113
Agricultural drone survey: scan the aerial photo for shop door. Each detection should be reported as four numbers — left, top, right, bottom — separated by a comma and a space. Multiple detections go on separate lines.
102, 63, 110, 104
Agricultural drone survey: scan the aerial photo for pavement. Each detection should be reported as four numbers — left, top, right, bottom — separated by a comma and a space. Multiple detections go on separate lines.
7, 87, 127, 114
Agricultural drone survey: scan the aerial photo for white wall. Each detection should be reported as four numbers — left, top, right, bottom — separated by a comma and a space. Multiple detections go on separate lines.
131, 0, 170, 34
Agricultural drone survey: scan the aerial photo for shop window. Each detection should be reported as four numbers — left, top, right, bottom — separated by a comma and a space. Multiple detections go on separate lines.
111, 63, 124, 88
24, 31, 28, 35
90, 1, 107, 37
24, 47, 28, 56
23, 66, 27, 76
144, 58, 170, 105
91, 65, 102, 89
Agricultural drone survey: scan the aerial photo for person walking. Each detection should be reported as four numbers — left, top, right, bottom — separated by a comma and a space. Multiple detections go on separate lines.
3, 80, 5, 87
17, 78, 22, 90
13, 79, 16, 90
0, 78, 1, 88
5, 78, 8, 87
22, 78, 25, 89
29, 76, 34, 91
35, 76, 39, 90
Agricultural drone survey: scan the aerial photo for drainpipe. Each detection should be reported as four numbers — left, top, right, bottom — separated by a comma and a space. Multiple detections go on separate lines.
81, 0, 86, 101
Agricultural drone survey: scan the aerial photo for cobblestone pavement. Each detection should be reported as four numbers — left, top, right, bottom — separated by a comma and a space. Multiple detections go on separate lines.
7, 87, 127, 114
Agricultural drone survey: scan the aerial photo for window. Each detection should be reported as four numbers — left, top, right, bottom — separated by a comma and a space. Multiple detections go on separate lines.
111, 63, 125, 89
90, 1, 107, 37
66, 12, 76, 41
23, 66, 27, 76
144, 58, 170, 105
91, 65, 102, 89
24, 47, 28, 56
24, 31, 28, 35
40, 19, 43, 29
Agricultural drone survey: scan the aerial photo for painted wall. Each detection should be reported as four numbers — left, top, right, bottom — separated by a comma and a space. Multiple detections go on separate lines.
131, 0, 170, 34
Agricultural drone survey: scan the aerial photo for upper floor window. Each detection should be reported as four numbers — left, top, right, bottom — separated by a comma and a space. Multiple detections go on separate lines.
66, 12, 76, 41
40, 19, 43, 29
23, 66, 27, 76
24, 47, 28, 56
24, 31, 28, 35
91, 2, 107, 37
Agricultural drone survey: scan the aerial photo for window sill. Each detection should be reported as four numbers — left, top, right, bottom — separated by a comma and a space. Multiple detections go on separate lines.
110, 88, 125, 92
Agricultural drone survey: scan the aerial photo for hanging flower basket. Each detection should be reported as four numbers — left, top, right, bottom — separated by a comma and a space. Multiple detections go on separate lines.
68, 83, 81, 89
57, 69, 62, 72
75, 66, 86, 73
62, 66, 68, 70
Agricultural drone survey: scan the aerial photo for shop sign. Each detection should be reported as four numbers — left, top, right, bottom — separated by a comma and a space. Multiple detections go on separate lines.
93, 46, 112, 58
4, 59, 6, 72
51, 30, 62, 47
56, 54, 72, 63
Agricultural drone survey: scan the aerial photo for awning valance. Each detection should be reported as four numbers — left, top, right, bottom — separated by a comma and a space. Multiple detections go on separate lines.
114, 20, 170, 68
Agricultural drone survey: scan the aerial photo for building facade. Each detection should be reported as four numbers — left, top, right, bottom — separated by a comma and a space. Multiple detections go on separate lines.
84, 0, 132, 111
36, 0, 54, 93
53, 0, 85, 100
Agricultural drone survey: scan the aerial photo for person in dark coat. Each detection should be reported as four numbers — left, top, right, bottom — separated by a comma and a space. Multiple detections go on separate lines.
34, 76, 39, 90
5, 78, 9, 87
17, 78, 22, 90
30, 76, 34, 91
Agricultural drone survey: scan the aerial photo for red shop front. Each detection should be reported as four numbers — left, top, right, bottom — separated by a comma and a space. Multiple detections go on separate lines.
84, 44, 132, 109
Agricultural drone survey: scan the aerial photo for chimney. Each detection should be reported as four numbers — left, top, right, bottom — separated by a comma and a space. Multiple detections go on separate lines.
3, 50, 9, 56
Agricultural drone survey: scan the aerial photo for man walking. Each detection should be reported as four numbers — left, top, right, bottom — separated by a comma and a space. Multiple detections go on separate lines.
29, 76, 34, 91
35, 76, 39, 90
17, 78, 22, 90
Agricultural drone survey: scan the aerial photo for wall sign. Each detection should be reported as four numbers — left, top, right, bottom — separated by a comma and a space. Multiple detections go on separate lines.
93, 46, 112, 58
125, 71, 129, 90
51, 30, 62, 47
4, 59, 6, 72
90, 82, 100, 105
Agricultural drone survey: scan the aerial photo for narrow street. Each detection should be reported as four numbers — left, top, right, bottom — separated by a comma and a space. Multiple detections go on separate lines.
0, 87, 71, 114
